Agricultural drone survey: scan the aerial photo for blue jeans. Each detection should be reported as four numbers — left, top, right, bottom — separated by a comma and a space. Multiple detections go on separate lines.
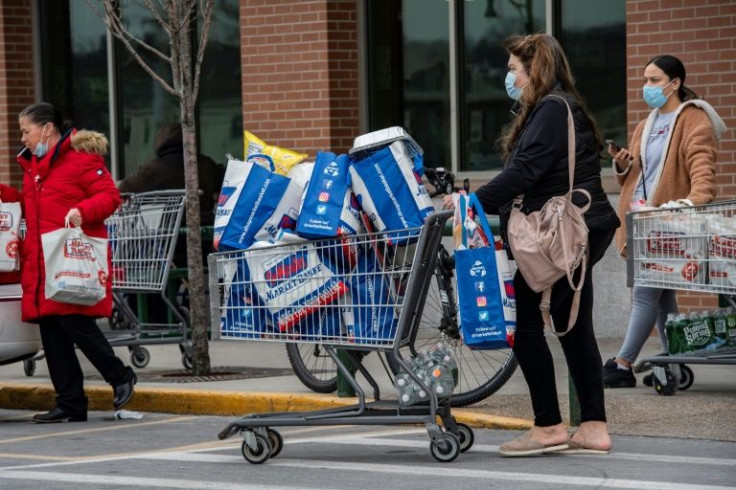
617, 286, 677, 364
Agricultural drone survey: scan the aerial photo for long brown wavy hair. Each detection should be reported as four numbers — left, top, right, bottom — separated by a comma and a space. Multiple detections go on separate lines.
498, 34, 602, 160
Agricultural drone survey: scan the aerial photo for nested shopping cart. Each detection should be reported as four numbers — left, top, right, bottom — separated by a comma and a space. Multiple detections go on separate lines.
209, 210, 473, 464
627, 201, 736, 395
106, 190, 191, 369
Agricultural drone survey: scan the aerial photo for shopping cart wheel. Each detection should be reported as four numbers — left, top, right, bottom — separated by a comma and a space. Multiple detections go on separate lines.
130, 347, 151, 369
652, 365, 678, 396
429, 433, 461, 463
678, 364, 694, 391
241, 433, 270, 464
266, 428, 283, 458
453, 423, 474, 453
23, 359, 36, 377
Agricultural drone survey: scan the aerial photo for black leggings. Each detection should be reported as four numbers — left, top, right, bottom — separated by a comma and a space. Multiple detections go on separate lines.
512, 226, 616, 427
39, 315, 130, 414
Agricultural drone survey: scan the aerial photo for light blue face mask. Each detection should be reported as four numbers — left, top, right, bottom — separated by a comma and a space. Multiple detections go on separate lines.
643, 80, 674, 109
32, 126, 49, 158
505, 71, 524, 101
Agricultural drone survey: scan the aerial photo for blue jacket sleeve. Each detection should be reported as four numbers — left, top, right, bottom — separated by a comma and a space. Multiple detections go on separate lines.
474, 100, 568, 214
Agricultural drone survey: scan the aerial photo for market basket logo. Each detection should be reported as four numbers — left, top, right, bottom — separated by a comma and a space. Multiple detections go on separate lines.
0, 211, 13, 231
63, 238, 96, 261
264, 250, 309, 287
6, 239, 18, 258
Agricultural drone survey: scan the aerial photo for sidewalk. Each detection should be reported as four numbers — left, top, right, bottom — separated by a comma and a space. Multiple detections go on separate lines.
0, 336, 734, 441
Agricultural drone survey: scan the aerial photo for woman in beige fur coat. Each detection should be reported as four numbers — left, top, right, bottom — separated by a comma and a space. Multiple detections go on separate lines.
602, 55, 727, 388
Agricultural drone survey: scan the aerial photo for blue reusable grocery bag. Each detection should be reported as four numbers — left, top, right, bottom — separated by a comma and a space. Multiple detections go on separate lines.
296, 152, 351, 239
219, 259, 271, 339
346, 244, 398, 344
218, 163, 301, 251
348, 141, 434, 241
455, 194, 515, 350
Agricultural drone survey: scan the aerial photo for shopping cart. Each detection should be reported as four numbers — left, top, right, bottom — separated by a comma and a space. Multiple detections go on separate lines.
107, 190, 190, 369
627, 201, 736, 395
209, 211, 473, 463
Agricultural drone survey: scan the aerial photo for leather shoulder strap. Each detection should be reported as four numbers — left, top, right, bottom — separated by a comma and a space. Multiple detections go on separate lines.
545, 95, 576, 192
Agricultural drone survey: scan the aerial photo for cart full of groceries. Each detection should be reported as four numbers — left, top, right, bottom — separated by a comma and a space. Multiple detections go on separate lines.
208, 127, 473, 464
626, 201, 736, 395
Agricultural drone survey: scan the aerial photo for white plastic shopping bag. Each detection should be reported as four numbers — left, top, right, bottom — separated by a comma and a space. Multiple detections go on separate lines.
245, 232, 347, 333
42, 225, 108, 305
0, 201, 22, 271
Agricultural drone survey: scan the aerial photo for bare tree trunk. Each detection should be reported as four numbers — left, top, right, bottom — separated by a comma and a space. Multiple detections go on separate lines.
89, 0, 214, 375
175, 3, 210, 375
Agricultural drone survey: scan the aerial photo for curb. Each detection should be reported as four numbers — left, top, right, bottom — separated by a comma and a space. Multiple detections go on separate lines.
0, 383, 532, 430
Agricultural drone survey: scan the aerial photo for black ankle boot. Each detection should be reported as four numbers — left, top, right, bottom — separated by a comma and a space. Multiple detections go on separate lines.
113, 370, 137, 410
32, 407, 87, 424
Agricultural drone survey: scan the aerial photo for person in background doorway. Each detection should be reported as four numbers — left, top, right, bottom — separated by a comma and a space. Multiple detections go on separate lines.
603, 55, 726, 388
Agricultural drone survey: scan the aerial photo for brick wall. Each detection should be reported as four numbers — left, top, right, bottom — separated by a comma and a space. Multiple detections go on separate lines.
627, 0, 735, 312
239, 0, 359, 158
0, 0, 34, 187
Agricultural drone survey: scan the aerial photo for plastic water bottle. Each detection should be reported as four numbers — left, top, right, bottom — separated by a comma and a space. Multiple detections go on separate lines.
725, 307, 736, 347
712, 308, 729, 349
685, 312, 712, 353
674, 313, 692, 353
664, 313, 679, 355
395, 372, 411, 406
428, 365, 454, 399
428, 342, 458, 387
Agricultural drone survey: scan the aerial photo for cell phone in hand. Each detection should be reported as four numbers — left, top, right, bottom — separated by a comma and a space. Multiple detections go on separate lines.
605, 139, 621, 153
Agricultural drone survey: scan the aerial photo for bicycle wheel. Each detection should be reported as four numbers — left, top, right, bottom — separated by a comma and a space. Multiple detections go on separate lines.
388, 274, 518, 407
285, 342, 338, 393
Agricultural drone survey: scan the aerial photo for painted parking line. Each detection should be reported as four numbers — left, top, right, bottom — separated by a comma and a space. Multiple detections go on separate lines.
0, 415, 197, 445
266, 459, 736, 490
0, 470, 339, 490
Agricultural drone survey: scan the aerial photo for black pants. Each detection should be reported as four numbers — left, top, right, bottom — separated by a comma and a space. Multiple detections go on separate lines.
512, 226, 616, 427
39, 315, 132, 415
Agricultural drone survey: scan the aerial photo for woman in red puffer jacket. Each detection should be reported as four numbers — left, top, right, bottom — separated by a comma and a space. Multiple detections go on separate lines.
0, 102, 136, 423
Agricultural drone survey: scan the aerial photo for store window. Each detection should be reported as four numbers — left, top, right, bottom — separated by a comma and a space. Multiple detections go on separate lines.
557, 0, 627, 151
460, 0, 546, 171
38, 0, 242, 179
365, 0, 626, 174
39, 0, 111, 150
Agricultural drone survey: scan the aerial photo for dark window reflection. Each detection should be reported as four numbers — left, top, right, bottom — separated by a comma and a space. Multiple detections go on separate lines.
461, 0, 546, 171
39, 0, 110, 163
365, 0, 451, 169
558, 0, 627, 151
198, 0, 242, 165
116, 0, 179, 180
402, 0, 451, 168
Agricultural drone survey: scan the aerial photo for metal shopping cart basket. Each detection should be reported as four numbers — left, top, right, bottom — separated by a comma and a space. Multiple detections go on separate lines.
626, 201, 736, 395
208, 211, 473, 464
106, 190, 189, 369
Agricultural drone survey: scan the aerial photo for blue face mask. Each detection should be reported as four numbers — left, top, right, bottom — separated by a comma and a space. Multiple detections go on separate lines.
32, 126, 49, 158
643, 80, 674, 109
505, 71, 524, 101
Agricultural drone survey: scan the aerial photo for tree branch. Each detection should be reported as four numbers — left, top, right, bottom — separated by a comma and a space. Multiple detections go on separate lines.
87, 0, 172, 64
93, 0, 179, 97
191, 0, 215, 103
139, 0, 173, 35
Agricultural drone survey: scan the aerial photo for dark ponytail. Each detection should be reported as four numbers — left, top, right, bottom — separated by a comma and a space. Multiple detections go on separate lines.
647, 55, 699, 101
19, 102, 72, 133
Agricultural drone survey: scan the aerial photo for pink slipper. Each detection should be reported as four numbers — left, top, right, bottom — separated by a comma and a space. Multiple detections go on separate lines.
499, 432, 569, 457
559, 438, 611, 455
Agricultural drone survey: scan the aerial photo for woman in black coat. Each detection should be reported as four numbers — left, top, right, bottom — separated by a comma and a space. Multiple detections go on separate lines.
446, 34, 619, 456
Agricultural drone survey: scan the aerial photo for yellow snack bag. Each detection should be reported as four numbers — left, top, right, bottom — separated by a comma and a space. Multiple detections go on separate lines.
243, 131, 307, 176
